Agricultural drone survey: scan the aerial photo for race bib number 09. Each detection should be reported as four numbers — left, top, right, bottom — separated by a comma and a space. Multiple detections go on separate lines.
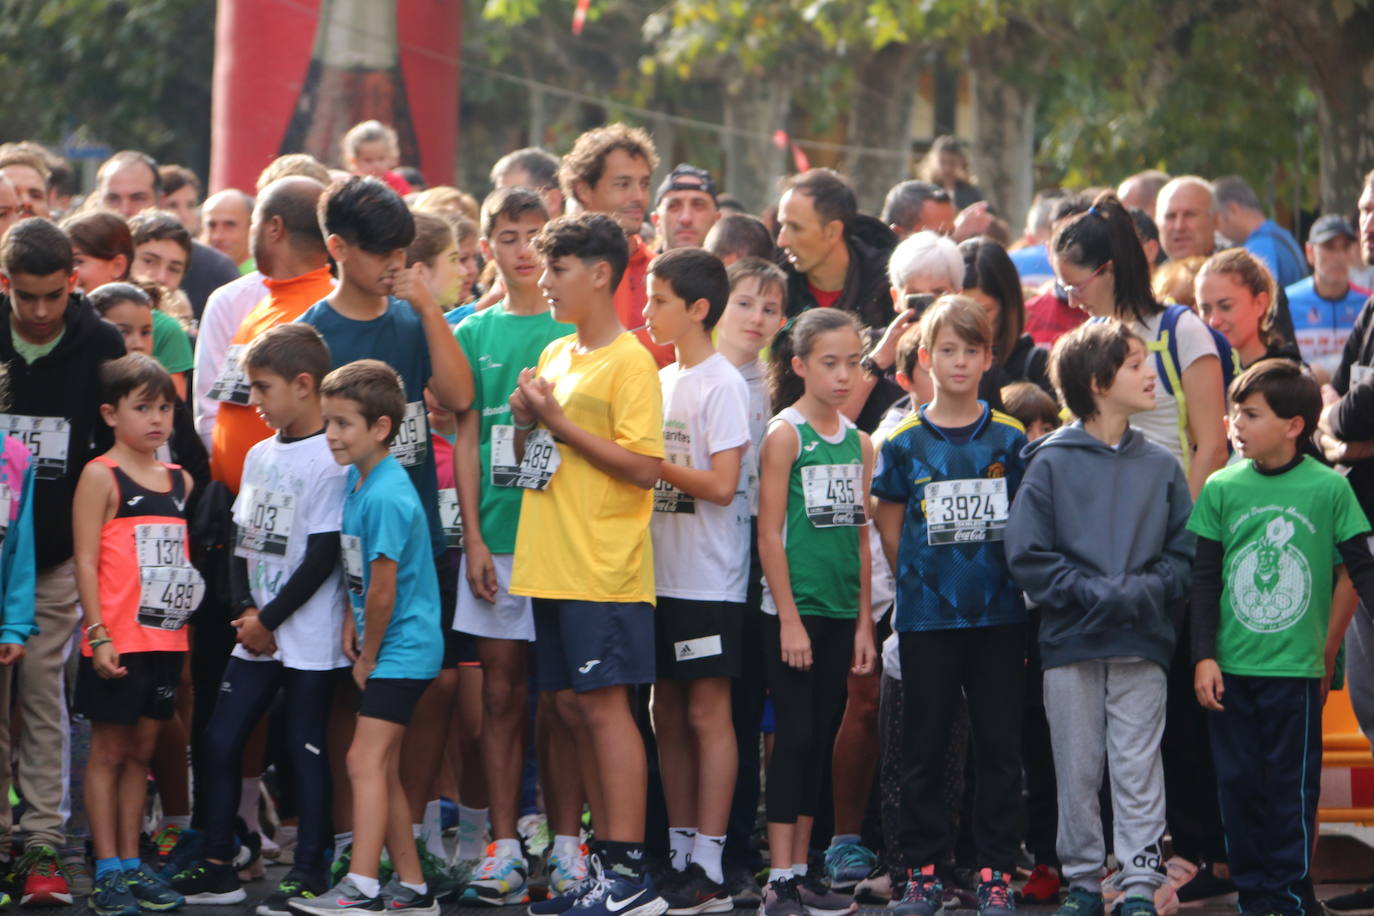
389, 401, 429, 468
924, 478, 1008, 545
801, 463, 865, 528
0, 415, 70, 480
134, 523, 204, 629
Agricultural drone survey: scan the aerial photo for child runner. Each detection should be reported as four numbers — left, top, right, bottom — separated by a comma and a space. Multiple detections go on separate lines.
289, 360, 444, 916
641, 247, 749, 913
73, 354, 199, 916
756, 308, 876, 916
1007, 321, 1195, 916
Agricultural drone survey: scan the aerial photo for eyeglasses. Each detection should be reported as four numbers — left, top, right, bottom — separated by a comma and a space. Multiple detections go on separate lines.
1059, 261, 1110, 298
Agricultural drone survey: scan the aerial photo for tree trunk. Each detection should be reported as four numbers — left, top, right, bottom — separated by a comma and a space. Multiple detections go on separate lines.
841, 42, 924, 215
721, 78, 792, 215
966, 28, 1039, 236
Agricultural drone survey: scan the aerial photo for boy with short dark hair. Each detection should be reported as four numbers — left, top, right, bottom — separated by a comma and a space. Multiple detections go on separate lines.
73, 353, 199, 916
871, 296, 1028, 916
289, 359, 443, 916
641, 247, 749, 912
1006, 321, 1194, 916
508, 213, 667, 916
170, 324, 348, 914
1190, 359, 1374, 916
129, 209, 193, 292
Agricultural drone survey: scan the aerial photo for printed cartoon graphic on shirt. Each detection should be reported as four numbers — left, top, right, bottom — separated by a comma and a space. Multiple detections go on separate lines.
1228, 512, 1312, 633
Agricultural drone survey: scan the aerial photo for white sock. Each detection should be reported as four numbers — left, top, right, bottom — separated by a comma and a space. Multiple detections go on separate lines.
552, 834, 581, 859
161, 815, 191, 830
348, 873, 381, 898
669, 827, 697, 871
457, 805, 489, 860
494, 838, 522, 861
768, 868, 794, 883
421, 800, 445, 858
239, 778, 261, 834
792, 863, 808, 877
400, 880, 428, 895
692, 833, 725, 884
334, 832, 353, 863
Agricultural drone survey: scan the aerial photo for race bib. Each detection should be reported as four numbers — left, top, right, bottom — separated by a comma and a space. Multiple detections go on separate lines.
490, 425, 561, 490
234, 485, 296, 558
0, 484, 12, 549
0, 415, 69, 479
801, 463, 865, 527
134, 524, 204, 629
207, 344, 251, 404
389, 401, 429, 468
341, 533, 364, 599
653, 451, 695, 514
924, 478, 1009, 545
438, 487, 463, 549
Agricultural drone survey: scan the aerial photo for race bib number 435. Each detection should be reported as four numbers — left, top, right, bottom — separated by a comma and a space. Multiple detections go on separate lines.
802, 463, 865, 527
924, 478, 1008, 545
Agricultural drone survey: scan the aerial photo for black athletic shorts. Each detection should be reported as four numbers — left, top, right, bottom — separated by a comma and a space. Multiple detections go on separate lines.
357, 677, 432, 725
76, 650, 184, 725
655, 597, 743, 680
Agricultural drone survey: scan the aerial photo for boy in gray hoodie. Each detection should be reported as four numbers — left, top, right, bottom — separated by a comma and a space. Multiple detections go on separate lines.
1006, 321, 1194, 916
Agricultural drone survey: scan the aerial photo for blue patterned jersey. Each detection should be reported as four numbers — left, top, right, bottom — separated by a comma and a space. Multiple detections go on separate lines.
872, 402, 1028, 632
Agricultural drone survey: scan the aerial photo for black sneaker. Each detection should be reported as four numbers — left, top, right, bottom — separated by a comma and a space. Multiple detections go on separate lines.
725, 863, 762, 909
663, 863, 731, 915
258, 867, 328, 916
976, 869, 1016, 916
893, 868, 943, 916
1325, 887, 1374, 916
170, 859, 247, 905
1175, 864, 1235, 903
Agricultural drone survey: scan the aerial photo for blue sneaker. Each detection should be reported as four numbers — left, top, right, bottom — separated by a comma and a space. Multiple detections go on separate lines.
1053, 888, 1104, 916
156, 830, 203, 883
1115, 896, 1157, 916
530, 855, 604, 916
823, 842, 876, 893
89, 871, 139, 916
976, 869, 1016, 916
123, 863, 185, 910
893, 867, 943, 916
571, 869, 667, 916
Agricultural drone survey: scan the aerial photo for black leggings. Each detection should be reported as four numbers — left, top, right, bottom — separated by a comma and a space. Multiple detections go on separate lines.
201, 657, 340, 872
763, 614, 853, 824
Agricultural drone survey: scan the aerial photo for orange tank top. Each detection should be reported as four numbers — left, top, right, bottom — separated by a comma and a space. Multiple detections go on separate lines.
83, 456, 201, 656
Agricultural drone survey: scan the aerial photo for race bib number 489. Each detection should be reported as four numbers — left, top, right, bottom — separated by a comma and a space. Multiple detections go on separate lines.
490, 425, 560, 490
134, 523, 205, 629
924, 478, 1008, 545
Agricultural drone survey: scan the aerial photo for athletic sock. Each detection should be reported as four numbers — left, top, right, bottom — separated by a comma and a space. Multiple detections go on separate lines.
401, 880, 428, 895
792, 863, 808, 877
552, 834, 581, 860
457, 805, 489, 860
494, 838, 522, 860
161, 815, 191, 831
692, 833, 725, 884
768, 868, 794, 884
599, 840, 645, 879
239, 778, 262, 834
96, 858, 121, 879
668, 827, 696, 872
120, 858, 141, 872
348, 873, 381, 898
333, 832, 353, 864
421, 799, 446, 859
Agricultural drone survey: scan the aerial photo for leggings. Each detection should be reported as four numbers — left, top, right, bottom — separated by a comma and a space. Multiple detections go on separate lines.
762, 613, 853, 824
201, 656, 340, 872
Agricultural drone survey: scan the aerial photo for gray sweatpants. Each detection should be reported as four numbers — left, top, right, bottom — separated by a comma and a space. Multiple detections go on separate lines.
1044, 657, 1168, 897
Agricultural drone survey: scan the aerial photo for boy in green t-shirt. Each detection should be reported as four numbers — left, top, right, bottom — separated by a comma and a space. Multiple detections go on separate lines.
1189, 359, 1374, 916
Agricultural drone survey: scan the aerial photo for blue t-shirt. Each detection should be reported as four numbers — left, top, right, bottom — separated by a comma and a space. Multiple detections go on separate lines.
299, 296, 443, 555
1244, 219, 1308, 290
1285, 276, 1369, 366
1009, 244, 1054, 289
341, 455, 442, 680
444, 304, 476, 327
872, 403, 1028, 633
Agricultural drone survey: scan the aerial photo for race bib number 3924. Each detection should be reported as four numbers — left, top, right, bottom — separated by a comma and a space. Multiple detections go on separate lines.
924, 478, 1008, 545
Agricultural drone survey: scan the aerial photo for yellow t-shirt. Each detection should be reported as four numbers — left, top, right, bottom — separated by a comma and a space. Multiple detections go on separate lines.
510, 332, 665, 604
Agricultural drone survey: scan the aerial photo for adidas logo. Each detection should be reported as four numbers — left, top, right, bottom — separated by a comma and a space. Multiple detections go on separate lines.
677, 643, 695, 659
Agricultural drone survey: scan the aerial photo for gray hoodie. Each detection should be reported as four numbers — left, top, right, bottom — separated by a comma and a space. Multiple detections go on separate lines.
1006, 421, 1195, 670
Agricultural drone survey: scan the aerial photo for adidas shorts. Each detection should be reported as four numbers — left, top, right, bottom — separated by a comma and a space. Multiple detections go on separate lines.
532, 599, 656, 693
655, 597, 743, 680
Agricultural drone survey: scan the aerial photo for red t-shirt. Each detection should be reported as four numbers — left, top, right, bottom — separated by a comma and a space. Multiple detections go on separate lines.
808, 282, 842, 310
1024, 289, 1087, 348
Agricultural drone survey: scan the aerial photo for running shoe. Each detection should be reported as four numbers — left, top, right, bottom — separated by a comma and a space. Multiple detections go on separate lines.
123, 863, 185, 911
724, 862, 762, 908
379, 875, 438, 916
465, 846, 530, 906
328, 848, 351, 888
258, 867, 328, 916
151, 827, 185, 864
1101, 871, 1179, 915
824, 843, 877, 894
976, 869, 1016, 916
1051, 888, 1103, 916
88, 871, 138, 916
234, 827, 264, 882
853, 869, 892, 905
796, 873, 856, 916
1325, 886, 1374, 916
415, 846, 462, 902
759, 877, 805, 916
156, 831, 204, 884
1020, 864, 1061, 905
519, 814, 554, 863
170, 860, 246, 905
60, 844, 93, 898
1117, 896, 1158, 916
571, 869, 666, 916
531, 855, 605, 916
287, 875, 384, 916
547, 848, 591, 898
662, 863, 731, 915
18, 845, 72, 906
892, 866, 943, 916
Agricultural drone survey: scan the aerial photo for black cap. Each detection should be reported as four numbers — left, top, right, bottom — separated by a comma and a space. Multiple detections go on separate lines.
655, 164, 717, 206
1309, 214, 1357, 245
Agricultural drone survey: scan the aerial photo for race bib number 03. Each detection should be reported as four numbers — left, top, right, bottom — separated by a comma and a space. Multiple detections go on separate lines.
134, 523, 205, 629
490, 425, 561, 490
207, 344, 251, 404
801, 463, 865, 528
389, 401, 429, 468
341, 533, 364, 599
0, 415, 69, 480
924, 478, 1008, 545
438, 487, 463, 549
235, 485, 296, 558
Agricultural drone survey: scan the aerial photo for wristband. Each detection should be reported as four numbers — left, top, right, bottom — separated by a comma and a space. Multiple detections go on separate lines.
84, 622, 106, 639
88, 637, 112, 649
513, 419, 536, 431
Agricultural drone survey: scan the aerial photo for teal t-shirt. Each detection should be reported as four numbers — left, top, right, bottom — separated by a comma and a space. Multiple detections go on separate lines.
151, 308, 193, 374
341, 455, 442, 681
1188, 456, 1371, 677
454, 302, 572, 554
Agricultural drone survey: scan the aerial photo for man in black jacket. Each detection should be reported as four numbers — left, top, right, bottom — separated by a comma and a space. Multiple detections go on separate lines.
0, 219, 125, 903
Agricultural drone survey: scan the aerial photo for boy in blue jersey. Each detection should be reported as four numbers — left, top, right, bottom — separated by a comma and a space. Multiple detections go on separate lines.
1006, 322, 1195, 916
289, 360, 444, 916
871, 296, 1027, 916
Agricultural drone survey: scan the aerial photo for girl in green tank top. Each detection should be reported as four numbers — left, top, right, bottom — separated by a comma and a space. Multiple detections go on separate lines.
756, 309, 876, 898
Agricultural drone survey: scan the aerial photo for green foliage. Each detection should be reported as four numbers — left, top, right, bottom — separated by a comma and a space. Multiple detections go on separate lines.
0, 0, 215, 177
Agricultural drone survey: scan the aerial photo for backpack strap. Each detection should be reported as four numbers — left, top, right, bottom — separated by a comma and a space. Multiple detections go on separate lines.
1147, 306, 1192, 474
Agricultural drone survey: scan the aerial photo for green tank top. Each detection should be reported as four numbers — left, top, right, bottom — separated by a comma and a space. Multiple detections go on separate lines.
771, 407, 865, 619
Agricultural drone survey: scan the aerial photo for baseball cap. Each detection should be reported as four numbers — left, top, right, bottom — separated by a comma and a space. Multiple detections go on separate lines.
1309, 214, 1357, 245
655, 164, 718, 206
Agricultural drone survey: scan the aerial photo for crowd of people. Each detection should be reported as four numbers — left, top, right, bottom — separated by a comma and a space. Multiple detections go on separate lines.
0, 119, 1372, 916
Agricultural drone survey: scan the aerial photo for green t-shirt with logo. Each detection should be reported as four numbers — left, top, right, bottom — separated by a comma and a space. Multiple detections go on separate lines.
1188, 456, 1370, 677
454, 302, 573, 554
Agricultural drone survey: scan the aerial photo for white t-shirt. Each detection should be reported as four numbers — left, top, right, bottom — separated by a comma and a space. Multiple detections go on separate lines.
1130, 307, 1219, 469
231, 431, 350, 670
193, 271, 268, 448
735, 358, 769, 516
651, 353, 752, 602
